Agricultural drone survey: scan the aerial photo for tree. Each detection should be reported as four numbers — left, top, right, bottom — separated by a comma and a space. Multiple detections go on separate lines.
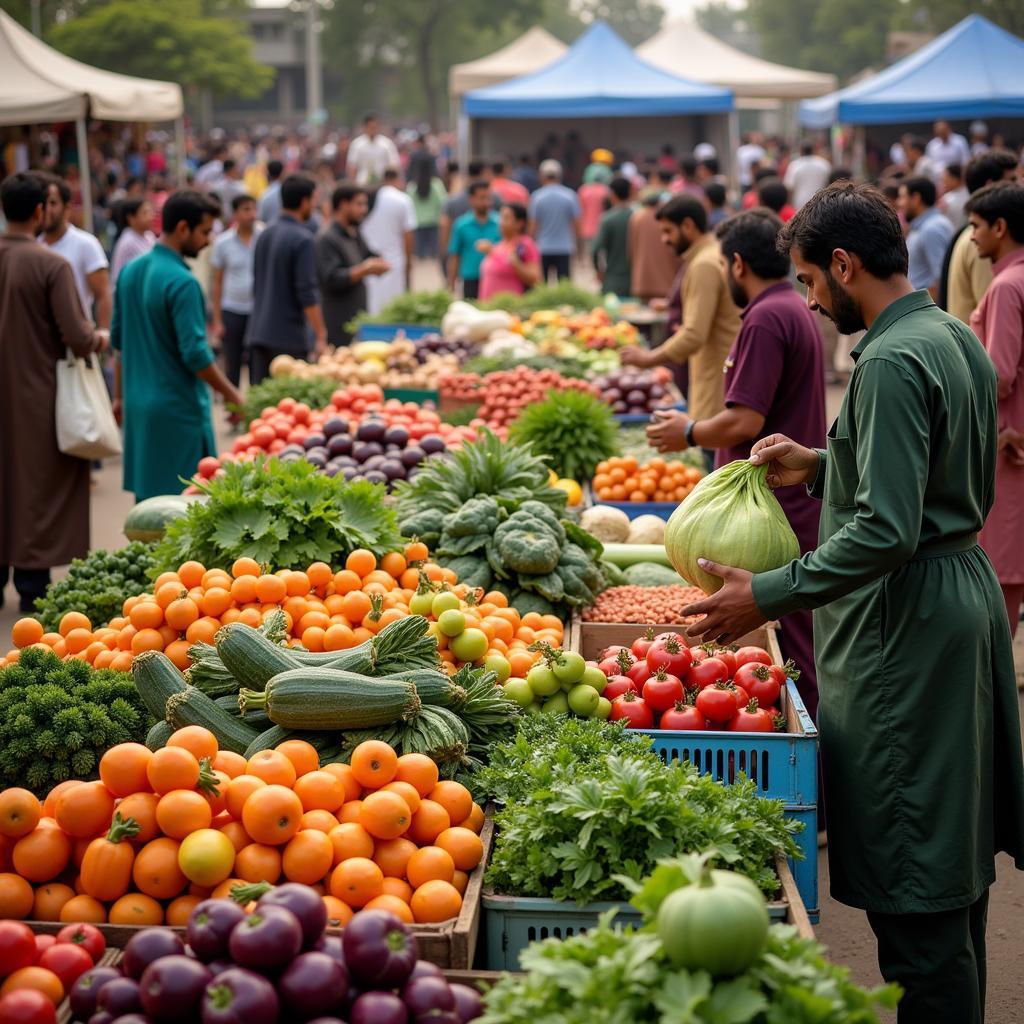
573, 0, 665, 45
904, 0, 1024, 36
46, 0, 274, 99
695, 2, 747, 41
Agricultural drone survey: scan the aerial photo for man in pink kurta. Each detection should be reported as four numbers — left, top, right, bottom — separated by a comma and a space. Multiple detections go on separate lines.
967, 182, 1024, 636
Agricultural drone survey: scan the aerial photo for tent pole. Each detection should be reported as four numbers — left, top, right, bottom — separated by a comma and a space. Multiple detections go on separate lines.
175, 117, 187, 186
75, 116, 93, 233
727, 110, 740, 194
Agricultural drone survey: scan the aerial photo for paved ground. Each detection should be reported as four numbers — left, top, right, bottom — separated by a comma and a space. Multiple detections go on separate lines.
2, 310, 1023, 1018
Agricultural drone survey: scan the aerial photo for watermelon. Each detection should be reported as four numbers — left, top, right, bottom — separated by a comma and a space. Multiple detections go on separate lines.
124, 495, 195, 542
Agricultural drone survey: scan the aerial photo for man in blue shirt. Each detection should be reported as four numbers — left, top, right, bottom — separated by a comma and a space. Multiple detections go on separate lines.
528, 159, 581, 282
447, 181, 500, 299
899, 176, 954, 299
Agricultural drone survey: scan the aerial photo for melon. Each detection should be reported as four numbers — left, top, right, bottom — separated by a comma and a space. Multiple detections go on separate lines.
124, 494, 195, 542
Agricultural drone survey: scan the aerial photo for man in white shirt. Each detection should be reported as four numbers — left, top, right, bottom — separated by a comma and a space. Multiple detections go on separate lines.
904, 135, 939, 184
784, 140, 832, 210
40, 173, 111, 329
939, 164, 969, 229
346, 114, 400, 187
736, 132, 767, 188
925, 121, 971, 178
360, 168, 415, 314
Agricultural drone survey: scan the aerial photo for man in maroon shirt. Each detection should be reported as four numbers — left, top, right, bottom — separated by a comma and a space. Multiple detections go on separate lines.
647, 209, 826, 716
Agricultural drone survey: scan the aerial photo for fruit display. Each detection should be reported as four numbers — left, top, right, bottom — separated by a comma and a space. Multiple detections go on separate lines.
592, 455, 704, 504
498, 645, 611, 720
237, 375, 340, 428
0, 729, 485, 931
412, 331, 481, 362
475, 281, 600, 317
522, 306, 640, 350
590, 366, 678, 415
581, 584, 705, 623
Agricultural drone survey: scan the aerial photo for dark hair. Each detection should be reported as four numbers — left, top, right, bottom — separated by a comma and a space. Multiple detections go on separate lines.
828, 167, 853, 185
232, 193, 256, 211
467, 159, 486, 178
161, 190, 219, 234
383, 168, 400, 182
704, 182, 726, 207
518, 153, 531, 164
40, 171, 71, 205
778, 182, 908, 278
944, 163, 962, 181
880, 181, 901, 202
753, 166, 777, 185
905, 134, 926, 154
609, 176, 631, 201
491, 160, 506, 175
799, 140, 814, 156
965, 149, 1019, 193
698, 156, 719, 175
661, 143, 674, 156
267, 159, 284, 180
656, 194, 707, 233
223, 158, 237, 174
902, 176, 936, 207
717, 209, 790, 279
680, 156, 697, 177
756, 177, 789, 213
116, 196, 149, 231
331, 181, 367, 209
413, 157, 433, 200
1, 171, 47, 222
467, 179, 490, 196
503, 202, 527, 224
281, 173, 316, 210
655, 169, 674, 186
965, 182, 1024, 243
363, 112, 378, 124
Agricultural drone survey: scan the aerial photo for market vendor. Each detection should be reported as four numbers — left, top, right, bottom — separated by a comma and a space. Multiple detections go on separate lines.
683, 182, 1024, 1024
646, 209, 826, 718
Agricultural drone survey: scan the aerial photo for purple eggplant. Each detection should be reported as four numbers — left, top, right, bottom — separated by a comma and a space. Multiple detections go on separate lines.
349, 992, 408, 1024
419, 434, 446, 454
205, 959, 235, 978
379, 459, 406, 482
356, 419, 387, 443
229, 904, 303, 970
96, 976, 143, 1016
201, 967, 279, 1024
324, 462, 342, 477
403, 975, 456, 1020
305, 447, 329, 466
363, 470, 388, 485
312, 933, 346, 963
352, 440, 383, 462
323, 417, 349, 438
188, 899, 248, 964
112, 1016, 153, 1024
450, 982, 485, 1022
258, 882, 328, 949
303, 432, 327, 451
383, 426, 409, 448
327, 433, 353, 457
362, 454, 386, 472
342, 909, 418, 989
400, 446, 425, 468
278, 952, 348, 1019
341, 466, 359, 481
87, 1014, 114, 1024
69, 966, 122, 1021
407, 960, 444, 982
140, 955, 212, 1022
122, 930, 186, 980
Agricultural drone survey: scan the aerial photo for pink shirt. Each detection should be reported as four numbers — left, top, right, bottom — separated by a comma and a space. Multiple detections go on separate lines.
479, 236, 540, 301
491, 177, 529, 206
578, 183, 609, 240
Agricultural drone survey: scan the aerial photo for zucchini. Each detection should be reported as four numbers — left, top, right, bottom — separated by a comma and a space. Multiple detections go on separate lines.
241, 669, 421, 730
244, 726, 341, 759
132, 650, 188, 719
216, 623, 305, 691
215, 694, 272, 731
145, 720, 174, 751
601, 543, 672, 568
165, 687, 259, 755
379, 668, 465, 708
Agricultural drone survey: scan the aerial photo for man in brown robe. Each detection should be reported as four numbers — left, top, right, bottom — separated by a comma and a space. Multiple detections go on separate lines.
0, 172, 98, 612
629, 192, 680, 302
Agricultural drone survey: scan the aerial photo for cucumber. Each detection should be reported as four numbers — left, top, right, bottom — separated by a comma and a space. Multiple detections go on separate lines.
165, 686, 260, 755
132, 650, 187, 719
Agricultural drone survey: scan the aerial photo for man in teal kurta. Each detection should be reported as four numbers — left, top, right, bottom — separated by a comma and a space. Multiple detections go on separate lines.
112, 191, 242, 501
685, 183, 1024, 1023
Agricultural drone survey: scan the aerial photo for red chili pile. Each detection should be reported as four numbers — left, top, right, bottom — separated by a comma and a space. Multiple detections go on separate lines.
582, 585, 706, 624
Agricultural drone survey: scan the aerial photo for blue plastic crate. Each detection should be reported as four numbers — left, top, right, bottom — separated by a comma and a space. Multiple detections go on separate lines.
356, 323, 440, 341
783, 806, 819, 923
600, 500, 679, 520
613, 401, 686, 425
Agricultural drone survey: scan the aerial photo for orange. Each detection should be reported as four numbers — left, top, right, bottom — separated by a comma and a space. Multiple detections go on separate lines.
242, 785, 303, 845
58, 892, 105, 923
247, 749, 297, 788
282, 829, 334, 885
58, 611, 91, 637
350, 740, 397, 789
201, 587, 233, 618
155, 580, 186, 609
298, 611, 330, 634
108, 892, 163, 926
372, 837, 417, 878
457, 802, 486, 834
11, 618, 44, 649
164, 638, 192, 670
275, 739, 320, 779
225, 775, 266, 820
156, 790, 213, 839
63, 628, 93, 655
0, 789, 42, 839
230, 576, 259, 604
54, 781, 114, 839
178, 560, 206, 588
212, 750, 248, 779
148, 746, 200, 795
131, 628, 164, 655
0, 966, 64, 1005
452, 869, 469, 895
0, 873, 34, 918
167, 725, 219, 763
345, 549, 376, 577
237, 607, 262, 628
428, 781, 473, 827
381, 780, 421, 815
410, 879, 462, 923
211, 877, 246, 900
98, 743, 152, 798
380, 551, 407, 579
166, 893, 204, 926
364, 893, 414, 923
133, 837, 188, 900
118, 792, 160, 844
381, 876, 414, 902
323, 623, 356, 651
234, 843, 282, 884
406, 846, 455, 888
435, 827, 484, 871
285, 571, 311, 597
218, 820, 250, 853
337, 800, 363, 825
332, 569, 363, 595
232, 557, 261, 579
307, 561, 333, 590
300, 809, 339, 833
321, 763, 362, 802
129, 601, 164, 630
322, 894, 353, 928
254, 574, 287, 604
406, 800, 451, 846
329, 856, 382, 908
32, 882, 75, 922
294, 771, 346, 813
186, 616, 221, 645
165, 596, 200, 632
359, 791, 412, 841
41, 780, 81, 820
393, 753, 439, 798
327, 822, 375, 864
340, 592, 372, 623
405, 540, 429, 563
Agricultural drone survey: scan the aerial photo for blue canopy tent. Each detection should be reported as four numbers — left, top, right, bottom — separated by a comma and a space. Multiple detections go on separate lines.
800, 15, 1024, 127
460, 22, 735, 179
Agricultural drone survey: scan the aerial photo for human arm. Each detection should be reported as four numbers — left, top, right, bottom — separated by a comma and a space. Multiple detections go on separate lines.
592, 217, 609, 276
198, 362, 242, 409
210, 266, 226, 339
168, 277, 241, 406
51, 261, 97, 358
404, 229, 413, 290
922, 223, 953, 299
293, 237, 326, 353
446, 221, 461, 290
646, 406, 766, 452
510, 237, 541, 288
87, 267, 112, 331
980, 281, 1023, 403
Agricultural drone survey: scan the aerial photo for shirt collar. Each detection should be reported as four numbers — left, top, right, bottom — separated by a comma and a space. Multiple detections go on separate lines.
154, 242, 187, 267
993, 247, 1024, 276
851, 290, 933, 360
739, 280, 792, 320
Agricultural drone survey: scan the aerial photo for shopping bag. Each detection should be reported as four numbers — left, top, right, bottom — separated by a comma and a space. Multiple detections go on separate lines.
55, 347, 122, 459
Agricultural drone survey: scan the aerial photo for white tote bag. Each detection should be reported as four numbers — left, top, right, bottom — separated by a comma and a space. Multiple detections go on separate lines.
55, 347, 122, 459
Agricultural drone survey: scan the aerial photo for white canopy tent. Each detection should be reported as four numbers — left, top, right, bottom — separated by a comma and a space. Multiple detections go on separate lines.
0, 8, 184, 227
636, 21, 836, 101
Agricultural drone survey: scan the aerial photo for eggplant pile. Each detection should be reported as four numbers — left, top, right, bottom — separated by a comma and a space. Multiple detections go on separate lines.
278, 414, 449, 490
68, 885, 483, 1024
592, 368, 676, 416
414, 333, 479, 363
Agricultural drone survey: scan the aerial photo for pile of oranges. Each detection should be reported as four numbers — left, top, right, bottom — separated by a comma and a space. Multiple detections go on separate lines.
592, 456, 705, 504
0, 728, 485, 929
2, 544, 564, 679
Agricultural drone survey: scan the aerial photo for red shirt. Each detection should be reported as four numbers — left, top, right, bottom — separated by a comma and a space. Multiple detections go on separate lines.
491, 177, 529, 206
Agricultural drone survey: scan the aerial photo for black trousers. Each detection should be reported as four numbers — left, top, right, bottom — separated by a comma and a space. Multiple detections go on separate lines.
221, 311, 249, 388
462, 279, 480, 300
867, 889, 989, 1024
0, 566, 50, 613
541, 253, 571, 282
249, 345, 305, 387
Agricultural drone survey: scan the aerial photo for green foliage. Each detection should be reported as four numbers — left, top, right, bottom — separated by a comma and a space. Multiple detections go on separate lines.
509, 389, 619, 482
478, 916, 901, 1024
572, 0, 665, 45
479, 716, 801, 902
347, 290, 452, 333
32, 542, 158, 633
153, 457, 402, 572
48, 0, 274, 99
0, 648, 154, 796
476, 282, 600, 316
235, 375, 339, 427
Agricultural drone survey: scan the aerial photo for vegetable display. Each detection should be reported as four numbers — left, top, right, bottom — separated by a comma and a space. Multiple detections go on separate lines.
235, 374, 339, 427
593, 455, 704, 505
123, 495, 195, 544
497, 645, 612, 720
348, 288, 453, 330
475, 281, 600, 316
664, 460, 800, 594
591, 367, 677, 414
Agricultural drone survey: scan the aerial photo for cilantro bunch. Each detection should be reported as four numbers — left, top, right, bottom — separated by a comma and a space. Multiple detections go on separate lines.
153, 457, 403, 572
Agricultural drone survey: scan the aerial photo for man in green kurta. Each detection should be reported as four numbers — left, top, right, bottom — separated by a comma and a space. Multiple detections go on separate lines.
685, 183, 1024, 1023
112, 191, 242, 501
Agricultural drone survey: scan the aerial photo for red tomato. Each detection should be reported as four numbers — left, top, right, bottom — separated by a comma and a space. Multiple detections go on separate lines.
197, 457, 220, 478
0, 989, 57, 1024
603, 675, 636, 700
627, 659, 653, 688
659, 701, 707, 731
695, 684, 739, 725
734, 646, 772, 669
599, 651, 634, 677
630, 630, 656, 661
734, 663, 781, 709
685, 656, 730, 690
54, 924, 104, 966
33, 936, 55, 959
37, 945, 92, 990
599, 645, 630, 662
642, 671, 684, 713
731, 683, 750, 707
730, 700, 775, 733
609, 691, 655, 729
646, 634, 692, 677
689, 646, 708, 666
711, 647, 737, 676
0, 922, 36, 977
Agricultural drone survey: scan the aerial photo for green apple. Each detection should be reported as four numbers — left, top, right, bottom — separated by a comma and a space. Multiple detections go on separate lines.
502, 678, 534, 708
594, 696, 612, 720
567, 683, 600, 717
552, 651, 586, 686
484, 654, 512, 683
437, 608, 466, 637
450, 627, 488, 662
409, 591, 435, 616
526, 662, 560, 697
542, 692, 570, 715
431, 591, 461, 617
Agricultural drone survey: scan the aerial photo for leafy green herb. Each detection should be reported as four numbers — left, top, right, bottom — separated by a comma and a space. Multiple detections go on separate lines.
347, 289, 452, 332
153, 457, 402, 573
233, 374, 339, 426
476, 281, 600, 316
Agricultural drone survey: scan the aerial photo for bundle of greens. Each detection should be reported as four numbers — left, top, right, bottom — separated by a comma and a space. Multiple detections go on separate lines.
153, 458, 403, 573
347, 290, 452, 332
234, 375, 338, 426
32, 542, 158, 632
476, 282, 599, 316
508, 388, 619, 482
0, 648, 154, 794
